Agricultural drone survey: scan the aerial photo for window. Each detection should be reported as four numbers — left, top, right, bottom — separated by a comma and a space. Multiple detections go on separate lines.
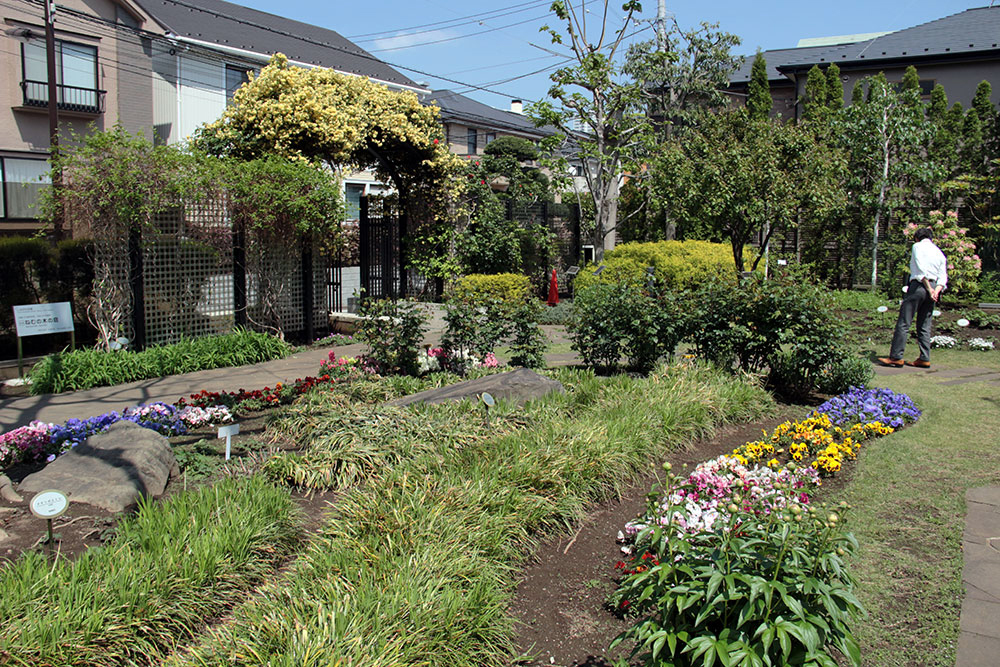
22, 39, 100, 112
344, 183, 365, 220
226, 65, 251, 103
1, 157, 50, 219
485, 132, 496, 146
467, 128, 478, 155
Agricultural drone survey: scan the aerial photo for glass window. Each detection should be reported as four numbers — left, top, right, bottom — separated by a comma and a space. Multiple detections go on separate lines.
467, 128, 478, 155
2, 158, 51, 219
344, 184, 365, 220
22, 40, 98, 109
226, 65, 251, 103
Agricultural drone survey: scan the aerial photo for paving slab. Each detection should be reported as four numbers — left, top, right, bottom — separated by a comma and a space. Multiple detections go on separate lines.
958, 487, 1000, 666
956, 630, 1000, 667
929, 367, 997, 379
939, 373, 1000, 386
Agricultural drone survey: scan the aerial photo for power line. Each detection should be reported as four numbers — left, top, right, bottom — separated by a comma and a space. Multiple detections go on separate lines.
350, 0, 549, 41
145, 0, 550, 102
368, 13, 551, 53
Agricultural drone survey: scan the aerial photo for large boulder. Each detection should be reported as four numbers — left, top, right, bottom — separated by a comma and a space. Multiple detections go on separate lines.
19, 421, 178, 512
387, 368, 565, 408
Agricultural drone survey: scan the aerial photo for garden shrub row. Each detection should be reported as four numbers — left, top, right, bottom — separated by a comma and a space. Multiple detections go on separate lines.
29, 328, 292, 394
166, 364, 773, 666
570, 276, 873, 397
0, 476, 299, 666
612, 385, 921, 667
573, 240, 735, 292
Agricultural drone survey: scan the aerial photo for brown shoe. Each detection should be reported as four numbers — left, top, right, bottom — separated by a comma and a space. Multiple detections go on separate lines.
907, 359, 931, 368
877, 357, 904, 367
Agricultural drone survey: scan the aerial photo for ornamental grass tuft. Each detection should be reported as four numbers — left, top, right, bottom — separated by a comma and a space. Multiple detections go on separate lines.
0, 476, 298, 667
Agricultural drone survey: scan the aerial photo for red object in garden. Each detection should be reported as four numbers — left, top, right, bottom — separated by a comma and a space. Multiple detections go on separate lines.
547, 268, 559, 307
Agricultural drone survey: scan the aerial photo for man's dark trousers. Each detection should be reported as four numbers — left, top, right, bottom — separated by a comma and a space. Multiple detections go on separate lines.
890, 279, 934, 362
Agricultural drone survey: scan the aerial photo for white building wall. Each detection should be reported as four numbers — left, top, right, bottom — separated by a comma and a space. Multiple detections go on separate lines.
177, 54, 226, 143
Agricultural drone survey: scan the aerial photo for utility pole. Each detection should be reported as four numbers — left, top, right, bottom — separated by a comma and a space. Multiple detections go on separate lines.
44, 0, 63, 240
656, 0, 667, 51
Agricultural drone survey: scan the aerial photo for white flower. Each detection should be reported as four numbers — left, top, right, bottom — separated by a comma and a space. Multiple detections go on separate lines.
930, 335, 958, 349
968, 337, 995, 351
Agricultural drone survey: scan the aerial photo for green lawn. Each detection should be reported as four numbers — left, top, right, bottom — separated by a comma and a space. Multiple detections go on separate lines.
830, 350, 1000, 665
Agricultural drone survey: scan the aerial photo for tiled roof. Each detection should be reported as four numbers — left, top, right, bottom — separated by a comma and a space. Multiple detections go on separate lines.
730, 6, 1000, 82
782, 6, 1000, 70
136, 0, 421, 89
426, 90, 549, 136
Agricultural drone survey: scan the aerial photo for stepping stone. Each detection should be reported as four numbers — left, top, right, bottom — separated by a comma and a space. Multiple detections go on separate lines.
18, 421, 178, 513
931, 368, 995, 378
387, 368, 565, 408
940, 373, 1000, 386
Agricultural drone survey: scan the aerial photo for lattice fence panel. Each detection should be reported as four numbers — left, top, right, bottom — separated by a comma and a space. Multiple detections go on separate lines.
142, 199, 233, 347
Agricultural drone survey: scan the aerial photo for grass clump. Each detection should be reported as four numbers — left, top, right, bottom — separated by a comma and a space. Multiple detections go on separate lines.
0, 476, 298, 666
169, 363, 772, 666
29, 329, 292, 394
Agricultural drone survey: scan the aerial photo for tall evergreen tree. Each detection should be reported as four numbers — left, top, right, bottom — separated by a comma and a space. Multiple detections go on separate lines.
961, 108, 985, 174
851, 81, 864, 105
825, 63, 843, 111
927, 84, 948, 123
802, 64, 828, 122
747, 52, 771, 120
972, 81, 995, 130
901, 65, 920, 106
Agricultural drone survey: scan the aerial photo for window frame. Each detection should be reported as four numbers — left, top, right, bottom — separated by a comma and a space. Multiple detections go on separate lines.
225, 64, 252, 104
20, 38, 100, 111
0, 156, 51, 221
467, 128, 478, 155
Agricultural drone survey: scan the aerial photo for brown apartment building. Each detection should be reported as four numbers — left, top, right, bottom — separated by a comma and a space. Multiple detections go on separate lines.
1, 0, 162, 233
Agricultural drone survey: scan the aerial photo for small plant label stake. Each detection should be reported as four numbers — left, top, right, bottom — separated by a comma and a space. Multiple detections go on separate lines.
218, 423, 240, 460
30, 489, 68, 555
957, 318, 970, 328
877, 305, 889, 327
933, 309, 942, 317
480, 392, 496, 426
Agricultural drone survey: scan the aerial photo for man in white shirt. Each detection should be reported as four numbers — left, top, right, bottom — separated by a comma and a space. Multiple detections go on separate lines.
878, 227, 948, 368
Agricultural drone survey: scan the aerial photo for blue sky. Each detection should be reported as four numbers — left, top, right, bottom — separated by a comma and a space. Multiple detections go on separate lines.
237, 1, 982, 108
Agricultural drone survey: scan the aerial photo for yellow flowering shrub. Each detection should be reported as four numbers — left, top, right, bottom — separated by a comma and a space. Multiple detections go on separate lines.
573, 240, 736, 291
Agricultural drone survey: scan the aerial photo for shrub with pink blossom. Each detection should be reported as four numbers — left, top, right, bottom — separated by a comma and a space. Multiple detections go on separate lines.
903, 210, 981, 297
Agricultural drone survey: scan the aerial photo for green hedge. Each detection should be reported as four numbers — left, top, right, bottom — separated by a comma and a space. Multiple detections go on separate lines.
573, 240, 735, 291
29, 328, 292, 394
450, 273, 533, 304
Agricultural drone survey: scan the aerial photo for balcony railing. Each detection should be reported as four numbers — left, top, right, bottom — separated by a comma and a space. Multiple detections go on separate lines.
20, 80, 105, 114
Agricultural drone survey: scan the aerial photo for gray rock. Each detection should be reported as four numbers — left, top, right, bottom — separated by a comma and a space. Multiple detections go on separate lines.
19, 421, 178, 512
387, 368, 565, 408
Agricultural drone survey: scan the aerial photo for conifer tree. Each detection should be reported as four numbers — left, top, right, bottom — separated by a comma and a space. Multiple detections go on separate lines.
825, 63, 843, 111
961, 108, 985, 174
851, 81, 864, 105
901, 65, 920, 105
972, 81, 995, 130
803, 65, 828, 121
927, 84, 948, 124
747, 52, 772, 120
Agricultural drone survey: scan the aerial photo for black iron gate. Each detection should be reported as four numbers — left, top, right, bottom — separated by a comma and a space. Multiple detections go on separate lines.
359, 196, 407, 300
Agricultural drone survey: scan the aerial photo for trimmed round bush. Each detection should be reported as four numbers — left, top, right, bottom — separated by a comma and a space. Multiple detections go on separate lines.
573, 240, 735, 292
450, 273, 533, 304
